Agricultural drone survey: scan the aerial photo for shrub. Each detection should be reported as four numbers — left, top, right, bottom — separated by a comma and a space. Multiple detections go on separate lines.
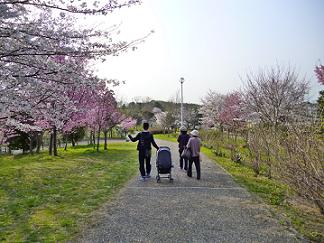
7, 131, 36, 152
274, 125, 324, 215
150, 129, 173, 135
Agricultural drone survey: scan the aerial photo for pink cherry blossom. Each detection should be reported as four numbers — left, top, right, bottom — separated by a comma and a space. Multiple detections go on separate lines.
315, 65, 324, 85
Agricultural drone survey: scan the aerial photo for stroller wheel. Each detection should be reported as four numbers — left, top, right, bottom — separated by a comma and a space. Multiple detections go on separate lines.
169, 178, 174, 183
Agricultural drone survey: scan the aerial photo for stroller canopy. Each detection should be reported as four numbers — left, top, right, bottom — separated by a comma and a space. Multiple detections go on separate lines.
156, 147, 172, 169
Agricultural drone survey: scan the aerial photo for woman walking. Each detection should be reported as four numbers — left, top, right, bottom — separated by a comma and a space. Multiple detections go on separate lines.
186, 130, 201, 180
177, 126, 190, 170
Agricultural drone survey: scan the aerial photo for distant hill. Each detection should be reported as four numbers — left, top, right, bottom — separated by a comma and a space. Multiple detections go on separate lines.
119, 100, 201, 128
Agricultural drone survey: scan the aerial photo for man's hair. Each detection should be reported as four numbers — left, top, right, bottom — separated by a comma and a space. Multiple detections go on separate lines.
143, 122, 149, 130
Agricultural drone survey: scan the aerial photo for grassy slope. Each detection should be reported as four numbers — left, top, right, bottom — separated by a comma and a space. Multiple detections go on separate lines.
155, 133, 324, 242
0, 142, 137, 242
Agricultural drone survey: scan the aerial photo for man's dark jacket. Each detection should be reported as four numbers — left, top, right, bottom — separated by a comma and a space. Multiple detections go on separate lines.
128, 131, 159, 151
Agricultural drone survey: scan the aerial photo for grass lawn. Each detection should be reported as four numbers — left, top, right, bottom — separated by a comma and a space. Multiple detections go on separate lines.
0, 142, 138, 242
154, 133, 178, 142
156, 133, 324, 242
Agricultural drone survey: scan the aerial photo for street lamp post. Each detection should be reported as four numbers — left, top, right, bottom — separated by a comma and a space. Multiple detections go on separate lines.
180, 77, 184, 127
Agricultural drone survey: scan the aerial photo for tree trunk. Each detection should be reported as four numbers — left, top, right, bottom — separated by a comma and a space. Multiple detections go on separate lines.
36, 132, 42, 153
104, 130, 108, 150
93, 130, 96, 144
71, 136, 75, 147
29, 134, 33, 154
266, 164, 272, 179
91, 130, 96, 149
110, 129, 113, 138
96, 128, 101, 151
89, 131, 93, 145
64, 135, 68, 151
315, 199, 324, 215
49, 133, 53, 155
53, 126, 58, 156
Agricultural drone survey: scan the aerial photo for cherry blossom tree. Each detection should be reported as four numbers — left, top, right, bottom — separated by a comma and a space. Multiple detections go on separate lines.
89, 85, 118, 151
3, 113, 42, 154
155, 111, 168, 131
315, 64, 324, 85
119, 116, 137, 140
183, 106, 201, 130
0, 0, 148, 155
242, 65, 309, 127
102, 111, 125, 150
199, 91, 225, 128
315, 64, 324, 128
120, 117, 137, 131
219, 92, 243, 131
61, 82, 99, 150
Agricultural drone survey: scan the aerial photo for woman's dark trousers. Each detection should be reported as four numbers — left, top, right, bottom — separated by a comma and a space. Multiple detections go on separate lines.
179, 150, 188, 170
187, 156, 200, 179
139, 150, 151, 177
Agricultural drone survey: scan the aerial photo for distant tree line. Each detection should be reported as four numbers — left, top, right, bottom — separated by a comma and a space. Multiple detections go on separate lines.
120, 99, 202, 132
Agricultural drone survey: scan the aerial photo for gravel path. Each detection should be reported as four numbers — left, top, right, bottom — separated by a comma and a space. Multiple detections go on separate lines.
76, 140, 304, 243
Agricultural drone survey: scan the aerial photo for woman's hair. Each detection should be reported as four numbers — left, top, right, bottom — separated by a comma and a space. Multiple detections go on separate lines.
143, 122, 149, 130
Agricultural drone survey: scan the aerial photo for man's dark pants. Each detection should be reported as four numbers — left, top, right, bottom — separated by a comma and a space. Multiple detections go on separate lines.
139, 149, 151, 177
187, 156, 200, 179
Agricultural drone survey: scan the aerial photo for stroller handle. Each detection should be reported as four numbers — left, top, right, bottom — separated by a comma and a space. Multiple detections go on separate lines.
156, 146, 171, 154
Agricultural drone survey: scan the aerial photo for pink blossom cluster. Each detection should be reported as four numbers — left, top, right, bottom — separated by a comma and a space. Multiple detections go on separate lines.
315, 65, 324, 85
119, 117, 137, 131
219, 92, 243, 127
200, 91, 244, 129
0, 0, 142, 150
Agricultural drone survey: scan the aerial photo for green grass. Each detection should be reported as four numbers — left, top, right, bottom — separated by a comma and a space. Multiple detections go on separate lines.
154, 133, 178, 142
156, 133, 324, 242
0, 142, 138, 242
200, 147, 288, 205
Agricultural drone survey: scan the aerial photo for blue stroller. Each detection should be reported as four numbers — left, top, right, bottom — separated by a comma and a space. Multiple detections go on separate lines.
156, 146, 173, 183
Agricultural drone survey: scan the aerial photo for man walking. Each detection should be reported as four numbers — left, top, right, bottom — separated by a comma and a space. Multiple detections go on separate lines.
128, 121, 159, 181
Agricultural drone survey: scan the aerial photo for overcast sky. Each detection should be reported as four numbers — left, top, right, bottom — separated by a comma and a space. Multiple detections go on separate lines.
93, 0, 324, 104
